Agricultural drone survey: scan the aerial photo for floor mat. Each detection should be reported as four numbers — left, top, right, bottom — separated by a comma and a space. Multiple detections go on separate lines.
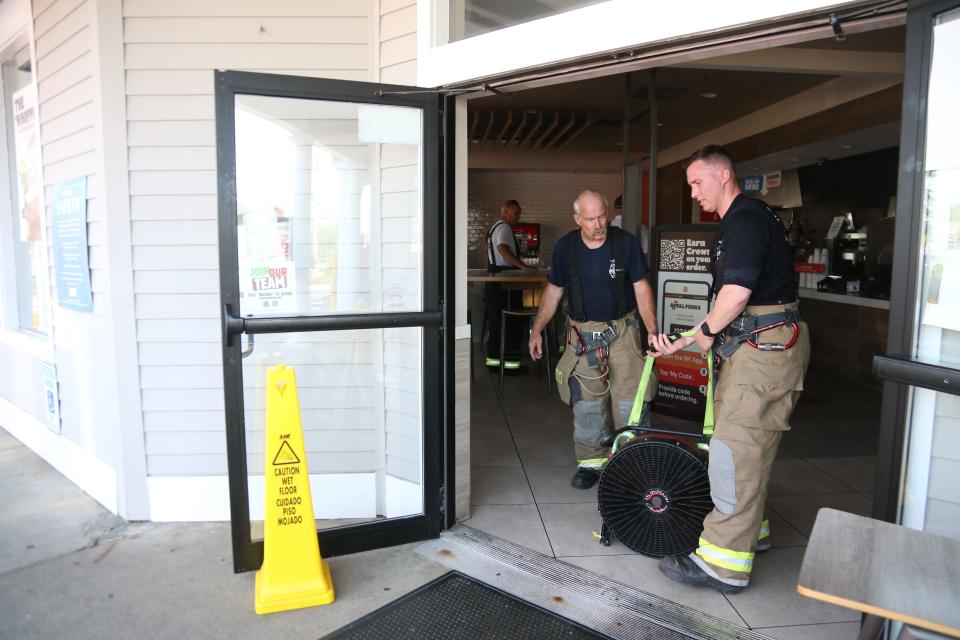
322, 571, 610, 640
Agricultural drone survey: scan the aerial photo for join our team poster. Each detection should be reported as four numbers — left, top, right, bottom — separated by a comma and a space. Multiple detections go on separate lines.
650, 225, 718, 421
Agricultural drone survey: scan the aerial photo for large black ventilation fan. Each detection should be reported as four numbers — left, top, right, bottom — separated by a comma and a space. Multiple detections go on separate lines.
597, 435, 713, 558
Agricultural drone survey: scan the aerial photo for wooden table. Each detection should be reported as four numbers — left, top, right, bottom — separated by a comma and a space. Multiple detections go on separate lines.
797, 508, 960, 638
466, 269, 549, 284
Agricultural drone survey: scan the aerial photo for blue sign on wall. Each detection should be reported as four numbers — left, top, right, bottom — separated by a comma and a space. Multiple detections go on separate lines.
742, 175, 763, 192
51, 177, 92, 312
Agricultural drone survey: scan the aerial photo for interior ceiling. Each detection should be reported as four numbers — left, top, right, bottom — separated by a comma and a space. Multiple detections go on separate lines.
467, 25, 905, 163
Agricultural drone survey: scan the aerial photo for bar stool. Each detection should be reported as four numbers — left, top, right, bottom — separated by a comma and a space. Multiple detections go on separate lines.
499, 308, 553, 394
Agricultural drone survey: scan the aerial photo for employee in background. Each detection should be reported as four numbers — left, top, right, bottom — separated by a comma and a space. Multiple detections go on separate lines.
485, 200, 536, 371
610, 194, 650, 256
650, 145, 810, 594
528, 190, 658, 489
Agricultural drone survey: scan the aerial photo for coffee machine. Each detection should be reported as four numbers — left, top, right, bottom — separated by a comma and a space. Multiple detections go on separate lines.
824, 213, 868, 293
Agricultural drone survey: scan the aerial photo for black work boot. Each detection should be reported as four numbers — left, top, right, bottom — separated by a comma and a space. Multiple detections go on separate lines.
570, 468, 600, 489
658, 555, 744, 594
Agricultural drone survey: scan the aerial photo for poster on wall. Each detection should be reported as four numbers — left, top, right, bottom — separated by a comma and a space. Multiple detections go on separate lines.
238, 222, 297, 314
42, 362, 61, 434
51, 177, 93, 311
12, 83, 45, 243
652, 226, 718, 420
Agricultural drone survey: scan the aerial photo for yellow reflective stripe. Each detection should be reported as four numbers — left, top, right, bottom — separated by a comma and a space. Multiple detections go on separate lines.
485, 358, 500, 366
757, 519, 770, 541
577, 458, 607, 469
696, 442, 710, 452
696, 538, 754, 572
503, 361, 520, 369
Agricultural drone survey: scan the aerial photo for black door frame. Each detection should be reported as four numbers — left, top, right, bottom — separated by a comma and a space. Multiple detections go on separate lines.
215, 70, 454, 573
873, 0, 960, 523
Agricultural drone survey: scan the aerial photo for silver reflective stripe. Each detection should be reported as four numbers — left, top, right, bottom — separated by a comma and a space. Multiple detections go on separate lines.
690, 554, 750, 587
707, 438, 736, 515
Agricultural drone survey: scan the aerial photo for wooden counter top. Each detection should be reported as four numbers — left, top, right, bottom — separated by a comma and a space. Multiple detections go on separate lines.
467, 269, 549, 284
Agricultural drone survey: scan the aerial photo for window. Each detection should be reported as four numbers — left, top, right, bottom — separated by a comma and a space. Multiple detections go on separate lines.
1, 38, 48, 335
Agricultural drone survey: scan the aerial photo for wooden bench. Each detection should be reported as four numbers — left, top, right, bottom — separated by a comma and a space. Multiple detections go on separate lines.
797, 508, 960, 639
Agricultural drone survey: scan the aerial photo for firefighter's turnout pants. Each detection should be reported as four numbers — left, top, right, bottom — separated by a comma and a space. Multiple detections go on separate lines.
555, 311, 657, 470
691, 302, 810, 588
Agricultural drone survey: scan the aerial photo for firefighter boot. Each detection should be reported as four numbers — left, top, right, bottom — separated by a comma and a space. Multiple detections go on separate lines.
658, 555, 744, 594
570, 468, 600, 489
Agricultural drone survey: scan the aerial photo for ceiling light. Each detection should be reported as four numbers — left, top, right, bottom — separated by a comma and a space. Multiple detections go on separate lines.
700, 92, 717, 99
656, 122, 663, 127
839, 144, 854, 150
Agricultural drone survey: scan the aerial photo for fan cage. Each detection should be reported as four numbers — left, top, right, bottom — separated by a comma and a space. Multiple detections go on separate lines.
597, 435, 713, 558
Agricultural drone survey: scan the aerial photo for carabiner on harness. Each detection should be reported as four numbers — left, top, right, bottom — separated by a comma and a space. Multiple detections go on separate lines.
746, 321, 800, 351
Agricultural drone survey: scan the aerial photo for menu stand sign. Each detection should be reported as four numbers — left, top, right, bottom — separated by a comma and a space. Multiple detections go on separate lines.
651, 225, 718, 420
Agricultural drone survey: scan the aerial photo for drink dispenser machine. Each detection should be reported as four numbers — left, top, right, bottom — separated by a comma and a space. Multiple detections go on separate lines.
511, 223, 541, 267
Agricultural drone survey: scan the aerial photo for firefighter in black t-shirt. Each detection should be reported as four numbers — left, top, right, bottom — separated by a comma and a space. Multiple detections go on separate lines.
528, 190, 659, 490
651, 145, 811, 594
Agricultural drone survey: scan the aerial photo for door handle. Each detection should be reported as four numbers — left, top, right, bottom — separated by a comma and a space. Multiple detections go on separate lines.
873, 354, 960, 397
241, 317, 255, 359
223, 304, 245, 348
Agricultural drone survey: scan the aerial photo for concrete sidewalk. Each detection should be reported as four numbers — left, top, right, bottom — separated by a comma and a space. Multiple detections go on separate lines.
0, 427, 447, 640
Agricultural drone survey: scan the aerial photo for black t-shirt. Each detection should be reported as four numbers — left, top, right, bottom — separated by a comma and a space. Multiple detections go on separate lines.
549, 228, 649, 321
712, 194, 798, 305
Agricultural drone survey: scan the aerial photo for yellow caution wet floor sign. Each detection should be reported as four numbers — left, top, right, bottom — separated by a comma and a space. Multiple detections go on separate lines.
255, 364, 335, 614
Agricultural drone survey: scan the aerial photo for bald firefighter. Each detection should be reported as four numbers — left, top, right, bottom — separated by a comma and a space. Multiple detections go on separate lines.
529, 190, 659, 489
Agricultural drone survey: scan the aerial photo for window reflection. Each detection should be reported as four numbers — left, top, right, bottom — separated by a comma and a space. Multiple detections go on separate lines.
234, 96, 423, 317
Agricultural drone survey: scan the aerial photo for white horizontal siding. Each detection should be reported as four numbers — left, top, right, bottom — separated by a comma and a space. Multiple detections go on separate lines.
380, 5, 416, 41
34, 2, 90, 56
30, 0, 118, 469
128, 147, 215, 171
380, 33, 416, 67
134, 270, 220, 294
125, 17, 367, 43
126, 95, 213, 121
125, 43, 367, 70
121, 1, 395, 483
125, 68, 369, 95
123, 1, 366, 18
130, 195, 217, 220
146, 451, 376, 476
33, 0, 85, 37
137, 319, 220, 342
142, 408, 374, 432
41, 102, 95, 144
146, 429, 378, 456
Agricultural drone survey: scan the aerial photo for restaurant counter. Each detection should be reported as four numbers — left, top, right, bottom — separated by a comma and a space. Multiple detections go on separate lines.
798, 289, 889, 389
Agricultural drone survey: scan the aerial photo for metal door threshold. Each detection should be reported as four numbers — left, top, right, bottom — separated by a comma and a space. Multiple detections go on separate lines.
416, 525, 773, 640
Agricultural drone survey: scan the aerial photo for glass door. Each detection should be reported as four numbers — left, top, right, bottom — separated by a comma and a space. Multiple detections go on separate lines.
215, 71, 448, 572
874, 0, 960, 536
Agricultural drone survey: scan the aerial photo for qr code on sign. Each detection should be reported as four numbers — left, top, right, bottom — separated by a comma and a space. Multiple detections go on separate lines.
660, 239, 685, 270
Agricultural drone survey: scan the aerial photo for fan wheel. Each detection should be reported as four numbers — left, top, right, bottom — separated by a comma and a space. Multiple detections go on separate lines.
597, 436, 713, 558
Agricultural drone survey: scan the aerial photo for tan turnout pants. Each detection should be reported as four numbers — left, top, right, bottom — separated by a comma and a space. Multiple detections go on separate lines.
690, 303, 810, 587
555, 312, 657, 470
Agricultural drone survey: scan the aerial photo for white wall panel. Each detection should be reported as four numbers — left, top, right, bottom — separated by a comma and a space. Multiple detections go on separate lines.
123, 1, 366, 18
126, 95, 214, 121
130, 195, 217, 220
33, 0, 85, 37
125, 44, 367, 70
128, 147, 215, 171
137, 319, 220, 342
134, 271, 219, 294
125, 17, 367, 44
